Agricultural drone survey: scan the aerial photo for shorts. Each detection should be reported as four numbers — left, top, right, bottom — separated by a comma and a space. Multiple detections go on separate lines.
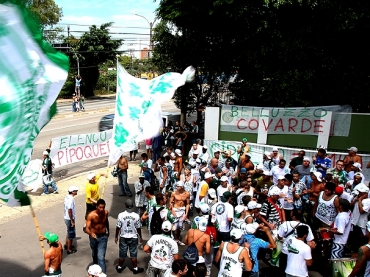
119, 237, 139, 258
146, 145, 152, 150
173, 207, 186, 230
64, 219, 76, 240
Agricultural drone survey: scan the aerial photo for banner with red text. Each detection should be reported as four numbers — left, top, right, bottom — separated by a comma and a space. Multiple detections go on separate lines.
50, 130, 112, 168
220, 105, 352, 136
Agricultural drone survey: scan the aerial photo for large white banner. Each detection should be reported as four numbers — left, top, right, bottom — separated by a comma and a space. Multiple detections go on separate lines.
50, 130, 112, 168
204, 139, 370, 180
21, 159, 43, 192
220, 105, 352, 136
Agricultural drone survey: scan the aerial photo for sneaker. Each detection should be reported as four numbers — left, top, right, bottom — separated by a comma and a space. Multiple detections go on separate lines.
41, 193, 48, 196
133, 267, 144, 274
116, 265, 124, 273
67, 249, 77, 255
53, 190, 59, 194
176, 240, 185, 246
185, 219, 191, 224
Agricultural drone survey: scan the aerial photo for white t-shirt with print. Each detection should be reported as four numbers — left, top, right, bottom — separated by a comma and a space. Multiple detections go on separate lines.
278, 221, 314, 254
147, 234, 179, 269
217, 185, 231, 202
270, 165, 290, 185
351, 198, 370, 229
285, 237, 312, 277
333, 211, 352, 244
211, 202, 234, 232
63, 194, 76, 220
116, 210, 142, 238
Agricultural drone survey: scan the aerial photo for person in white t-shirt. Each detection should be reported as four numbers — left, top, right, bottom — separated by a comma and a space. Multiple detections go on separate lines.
270, 159, 290, 185
115, 199, 144, 274
217, 176, 232, 202
211, 191, 234, 242
325, 199, 352, 259
144, 221, 179, 277
63, 185, 79, 254
285, 225, 313, 277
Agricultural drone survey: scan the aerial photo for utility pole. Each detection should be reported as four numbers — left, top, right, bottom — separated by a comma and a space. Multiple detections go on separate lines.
133, 13, 157, 58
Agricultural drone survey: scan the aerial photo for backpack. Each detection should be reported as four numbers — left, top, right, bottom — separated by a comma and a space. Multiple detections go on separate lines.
148, 169, 159, 191
166, 165, 173, 184
150, 207, 164, 235
183, 230, 204, 264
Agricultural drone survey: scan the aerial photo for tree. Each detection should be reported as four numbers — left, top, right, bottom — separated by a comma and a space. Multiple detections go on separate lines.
154, 0, 370, 112
20, 0, 63, 29
67, 23, 123, 96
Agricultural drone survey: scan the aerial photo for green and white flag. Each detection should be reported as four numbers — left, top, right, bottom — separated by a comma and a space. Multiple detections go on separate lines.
108, 63, 195, 166
0, 0, 69, 206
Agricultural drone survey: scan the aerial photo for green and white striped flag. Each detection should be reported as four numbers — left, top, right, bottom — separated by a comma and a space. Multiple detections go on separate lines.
0, 0, 69, 206
108, 63, 195, 166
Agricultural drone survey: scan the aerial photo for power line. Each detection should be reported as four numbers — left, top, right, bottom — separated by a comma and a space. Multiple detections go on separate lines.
56, 23, 150, 29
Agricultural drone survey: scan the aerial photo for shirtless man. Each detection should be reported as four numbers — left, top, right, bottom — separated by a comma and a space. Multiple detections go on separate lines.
154, 157, 168, 194
237, 138, 250, 162
40, 232, 63, 277
174, 149, 183, 181
85, 199, 110, 273
184, 217, 211, 275
170, 181, 190, 245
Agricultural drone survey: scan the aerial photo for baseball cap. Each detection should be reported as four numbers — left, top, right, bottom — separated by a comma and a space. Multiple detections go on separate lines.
348, 147, 358, 152
125, 199, 134, 209
42, 151, 49, 155
220, 176, 228, 182
317, 145, 327, 150
353, 162, 362, 171
234, 205, 246, 217
196, 158, 201, 164
335, 186, 344, 195
68, 186, 79, 192
175, 149, 182, 156
262, 170, 271, 176
208, 188, 217, 198
277, 175, 286, 180
192, 149, 199, 155
272, 147, 278, 152
313, 172, 322, 182
203, 145, 208, 150
213, 149, 221, 153
269, 186, 281, 196
198, 217, 208, 232
204, 172, 215, 179
162, 220, 172, 232
256, 164, 264, 170
199, 202, 210, 214
44, 232, 59, 244
240, 168, 247, 174
355, 183, 369, 193
230, 228, 243, 239
221, 191, 232, 202
303, 156, 310, 161
242, 138, 247, 142
264, 151, 270, 156
245, 222, 259, 234
139, 173, 145, 178
176, 181, 184, 187
87, 172, 95, 181
88, 264, 107, 277
248, 201, 262, 210
188, 161, 196, 168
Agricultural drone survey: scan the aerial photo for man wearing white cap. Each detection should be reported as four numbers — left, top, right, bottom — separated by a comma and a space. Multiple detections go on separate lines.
270, 159, 290, 185
211, 191, 234, 242
231, 205, 248, 231
349, 221, 370, 277
154, 157, 169, 194
344, 146, 363, 173
85, 171, 108, 219
41, 150, 58, 195
270, 147, 283, 165
294, 157, 312, 179
215, 228, 252, 276
199, 145, 209, 164
261, 186, 285, 230
195, 172, 214, 211
134, 173, 150, 218
174, 149, 183, 181
64, 186, 79, 254
350, 183, 370, 253
87, 264, 106, 277
169, 181, 190, 245
263, 151, 275, 171
200, 188, 218, 211
239, 223, 276, 277
144, 221, 179, 277
216, 176, 232, 202
347, 163, 365, 182
254, 171, 273, 203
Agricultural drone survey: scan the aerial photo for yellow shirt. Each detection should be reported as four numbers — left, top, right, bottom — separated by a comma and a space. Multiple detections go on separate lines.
199, 181, 209, 198
85, 174, 101, 204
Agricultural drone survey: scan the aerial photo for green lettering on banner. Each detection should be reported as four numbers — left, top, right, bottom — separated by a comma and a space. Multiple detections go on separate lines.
86, 134, 92, 144
260, 108, 269, 117
283, 108, 295, 117
92, 133, 99, 143
252, 107, 259, 117
100, 131, 107, 142
68, 136, 76, 147
313, 108, 327, 118
271, 108, 280, 118
59, 136, 68, 149
241, 106, 249, 117
231, 106, 238, 117
77, 134, 84, 145
298, 108, 310, 118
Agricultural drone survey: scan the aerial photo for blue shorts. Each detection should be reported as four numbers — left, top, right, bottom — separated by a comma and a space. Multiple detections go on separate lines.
64, 219, 76, 240
119, 237, 138, 258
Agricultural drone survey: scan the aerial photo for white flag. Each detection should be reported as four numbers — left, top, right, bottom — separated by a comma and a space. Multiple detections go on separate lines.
108, 63, 195, 166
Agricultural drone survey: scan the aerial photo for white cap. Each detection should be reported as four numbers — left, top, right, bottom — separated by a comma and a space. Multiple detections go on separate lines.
230, 228, 243, 239
248, 201, 262, 210
198, 217, 208, 232
68, 186, 79, 192
204, 172, 214, 179
245, 222, 259, 234
87, 172, 95, 181
262, 171, 271, 176
196, 158, 201, 164
272, 147, 278, 152
277, 175, 286, 180
348, 146, 358, 152
269, 186, 281, 196
43, 151, 49, 155
353, 162, 362, 171
235, 205, 246, 216
256, 164, 264, 170
203, 145, 208, 150
220, 176, 228, 182
192, 149, 200, 155
199, 202, 210, 214
207, 188, 217, 198
175, 149, 182, 156
264, 151, 271, 156
176, 181, 184, 187
88, 264, 107, 277
303, 156, 310, 161
188, 161, 196, 168
313, 172, 322, 182
139, 173, 145, 178
355, 183, 369, 193
162, 220, 172, 232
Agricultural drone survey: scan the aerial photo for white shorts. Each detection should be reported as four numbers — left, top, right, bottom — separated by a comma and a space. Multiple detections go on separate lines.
146, 145, 152, 150
173, 207, 186, 229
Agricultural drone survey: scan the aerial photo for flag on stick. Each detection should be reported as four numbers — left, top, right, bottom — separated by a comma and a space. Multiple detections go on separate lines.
0, 0, 69, 206
108, 63, 195, 166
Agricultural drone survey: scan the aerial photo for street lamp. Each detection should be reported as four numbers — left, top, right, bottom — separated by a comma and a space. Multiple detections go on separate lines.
69, 47, 80, 75
133, 13, 157, 56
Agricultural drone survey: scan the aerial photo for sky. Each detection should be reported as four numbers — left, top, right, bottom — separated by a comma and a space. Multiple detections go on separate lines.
54, 0, 159, 57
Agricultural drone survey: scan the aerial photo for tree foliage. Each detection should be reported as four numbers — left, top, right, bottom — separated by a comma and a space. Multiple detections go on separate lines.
154, 0, 370, 112
21, 0, 63, 29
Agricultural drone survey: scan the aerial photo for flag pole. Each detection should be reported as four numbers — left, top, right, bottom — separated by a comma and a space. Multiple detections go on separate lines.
101, 166, 110, 198
30, 205, 45, 254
